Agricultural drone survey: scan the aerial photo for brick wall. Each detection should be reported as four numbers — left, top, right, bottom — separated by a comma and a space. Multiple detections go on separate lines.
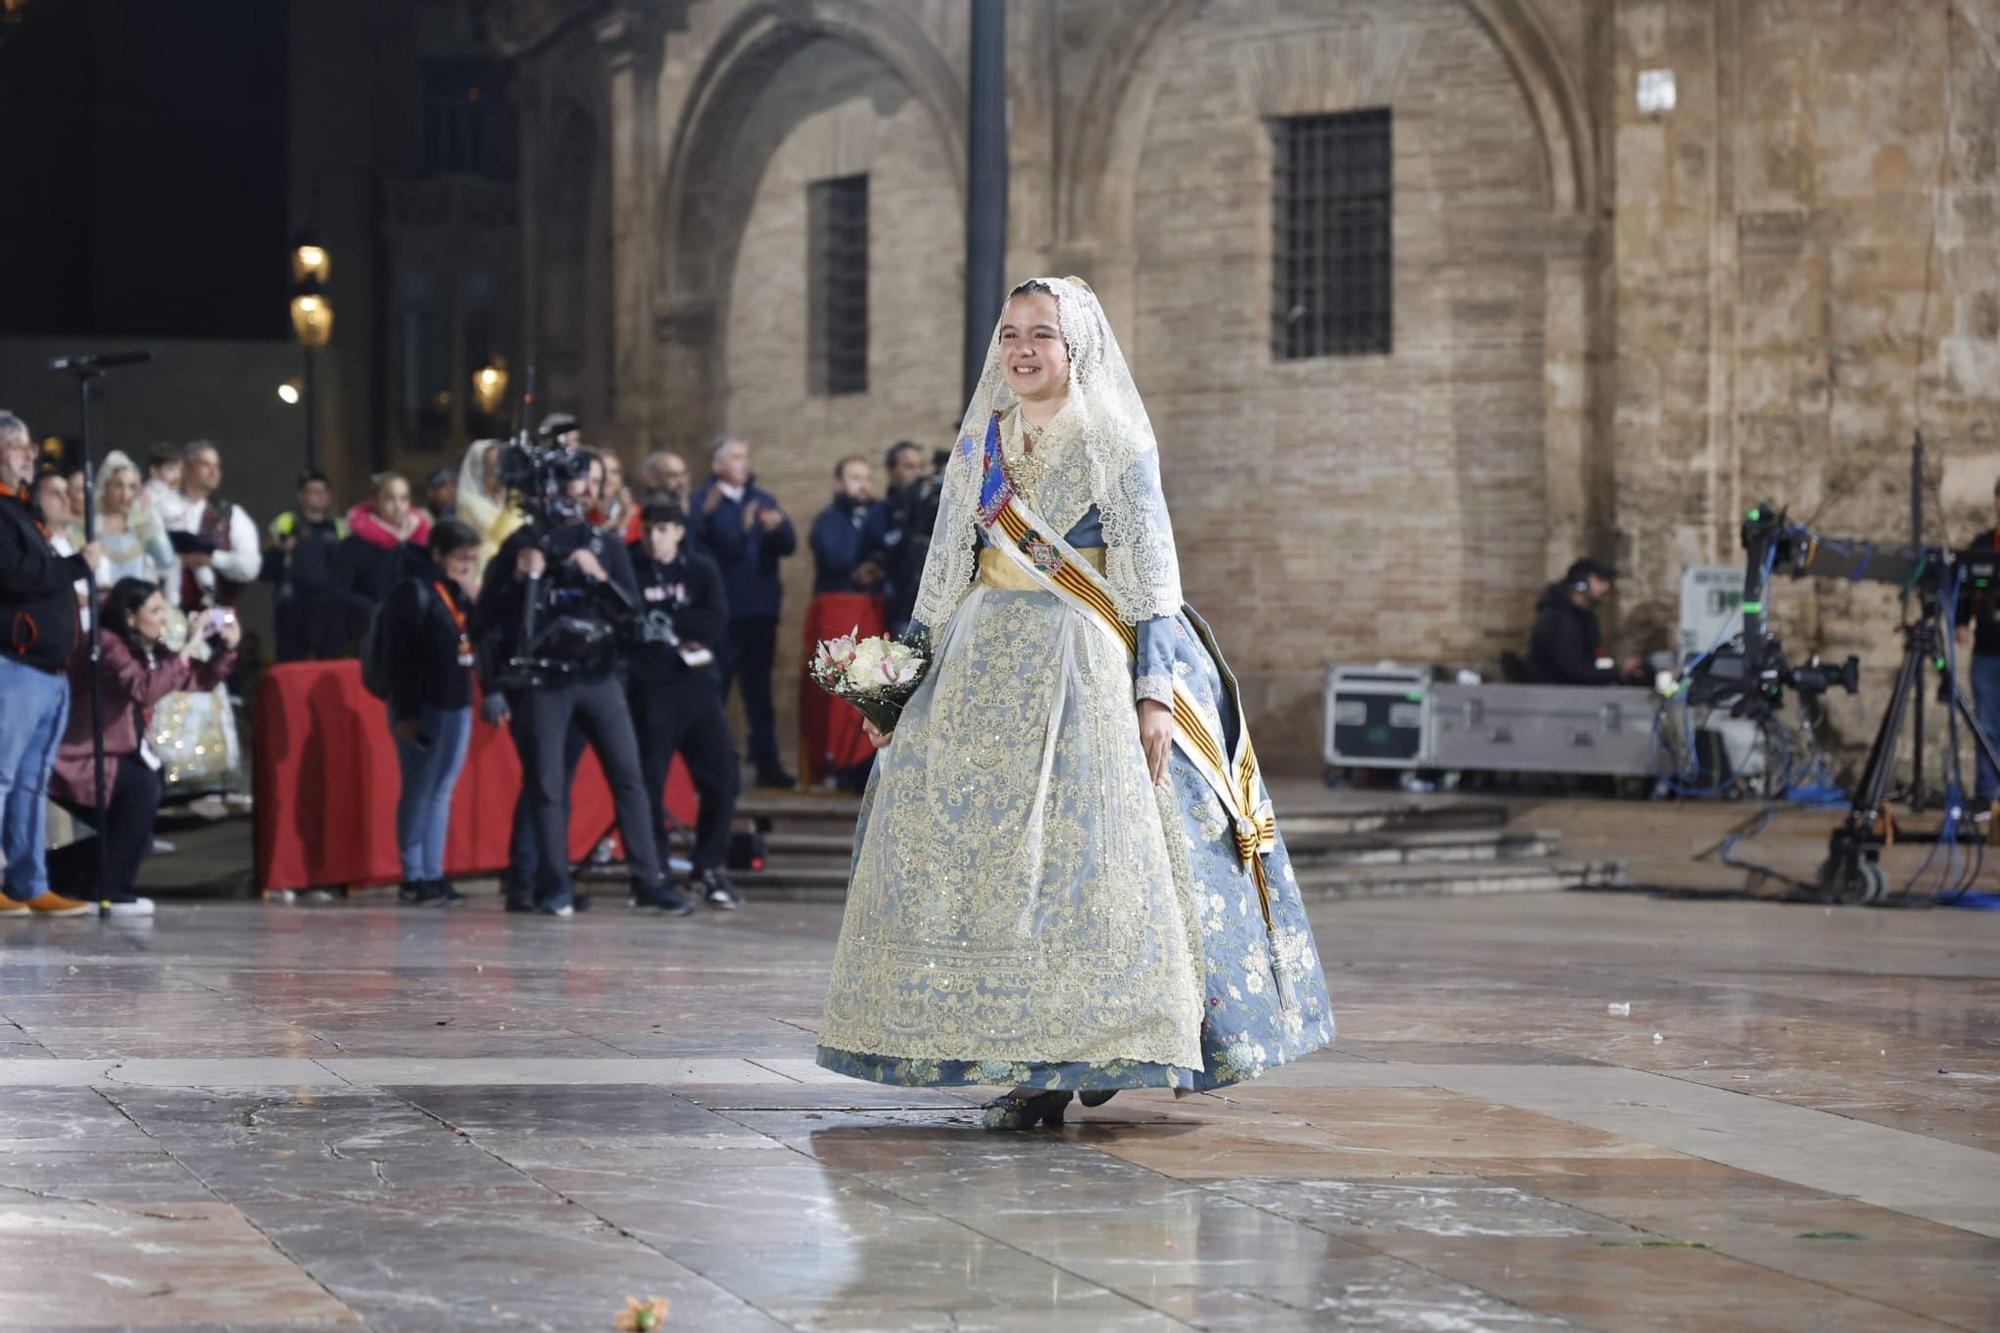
1126, 0, 1553, 767
514, 0, 2000, 776
714, 38, 963, 765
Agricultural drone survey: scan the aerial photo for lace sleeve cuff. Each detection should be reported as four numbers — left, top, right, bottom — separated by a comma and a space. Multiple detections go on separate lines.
1135, 674, 1175, 706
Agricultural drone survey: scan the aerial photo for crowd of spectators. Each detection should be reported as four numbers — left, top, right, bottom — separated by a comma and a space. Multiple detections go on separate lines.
0, 406, 947, 917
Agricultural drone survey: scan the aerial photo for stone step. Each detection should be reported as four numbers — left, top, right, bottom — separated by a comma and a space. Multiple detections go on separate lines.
726, 852, 1619, 902
1282, 803, 1511, 837
1287, 827, 1557, 868
737, 795, 864, 827
764, 830, 859, 856
1293, 857, 1622, 900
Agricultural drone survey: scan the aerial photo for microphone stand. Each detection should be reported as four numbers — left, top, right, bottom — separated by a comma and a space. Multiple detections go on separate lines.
49, 351, 151, 905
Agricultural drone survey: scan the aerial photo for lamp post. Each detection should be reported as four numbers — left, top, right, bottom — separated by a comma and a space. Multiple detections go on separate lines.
472, 356, 509, 423
288, 239, 333, 472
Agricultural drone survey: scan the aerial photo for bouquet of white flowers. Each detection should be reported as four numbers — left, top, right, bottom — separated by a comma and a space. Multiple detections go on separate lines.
809, 629, 930, 735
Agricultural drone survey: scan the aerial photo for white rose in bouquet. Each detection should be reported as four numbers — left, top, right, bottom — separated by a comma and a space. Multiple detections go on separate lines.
843, 636, 890, 691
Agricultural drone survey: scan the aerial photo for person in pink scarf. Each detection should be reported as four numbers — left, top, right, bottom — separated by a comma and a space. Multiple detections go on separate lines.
336, 472, 432, 639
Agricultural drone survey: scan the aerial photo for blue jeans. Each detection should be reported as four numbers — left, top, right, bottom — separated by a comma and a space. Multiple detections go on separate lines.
391, 703, 472, 882
0, 657, 71, 900
1973, 655, 2000, 805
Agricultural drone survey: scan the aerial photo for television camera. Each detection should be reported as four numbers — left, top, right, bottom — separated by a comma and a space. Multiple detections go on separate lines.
489, 398, 635, 685
1681, 502, 2000, 903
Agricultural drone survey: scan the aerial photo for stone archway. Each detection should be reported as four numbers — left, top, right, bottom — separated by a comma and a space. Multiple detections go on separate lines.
649, 1, 966, 449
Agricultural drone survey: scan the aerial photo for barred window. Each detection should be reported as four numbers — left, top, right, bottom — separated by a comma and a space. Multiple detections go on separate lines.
1271, 109, 1392, 359
808, 175, 869, 396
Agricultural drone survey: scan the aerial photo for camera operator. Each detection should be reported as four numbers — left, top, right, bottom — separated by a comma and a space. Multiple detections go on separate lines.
474, 450, 683, 918
1957, 475, 2000, 811
629, 501, 741, 909
1527, 558, 1645, 686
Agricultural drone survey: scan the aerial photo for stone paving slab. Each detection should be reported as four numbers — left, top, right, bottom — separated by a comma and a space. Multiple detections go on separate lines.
1, 894, 1997, 1331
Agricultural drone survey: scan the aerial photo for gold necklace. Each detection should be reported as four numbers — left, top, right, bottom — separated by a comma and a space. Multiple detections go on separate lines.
1007, 415, 1050, 497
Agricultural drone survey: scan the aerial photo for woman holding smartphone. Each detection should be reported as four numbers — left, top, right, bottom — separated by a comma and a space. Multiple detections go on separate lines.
48, 578, 239, 916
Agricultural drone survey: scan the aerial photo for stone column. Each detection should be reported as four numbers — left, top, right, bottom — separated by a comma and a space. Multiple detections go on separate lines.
596, 6, 667, 442
1542, 216, 1610, 578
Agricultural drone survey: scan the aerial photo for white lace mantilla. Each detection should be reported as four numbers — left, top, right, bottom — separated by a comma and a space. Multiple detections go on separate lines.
911, 276, 1184, 631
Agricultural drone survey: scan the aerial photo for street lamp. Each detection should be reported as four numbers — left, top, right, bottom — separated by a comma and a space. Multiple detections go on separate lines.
288, 239, 333, 471
472, 356, 509, 419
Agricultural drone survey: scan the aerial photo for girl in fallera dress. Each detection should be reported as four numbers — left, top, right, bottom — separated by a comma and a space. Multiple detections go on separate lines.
816, 277, 1335, 1129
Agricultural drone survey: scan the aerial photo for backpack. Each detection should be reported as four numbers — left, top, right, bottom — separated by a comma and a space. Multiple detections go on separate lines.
360, 579, 432, 700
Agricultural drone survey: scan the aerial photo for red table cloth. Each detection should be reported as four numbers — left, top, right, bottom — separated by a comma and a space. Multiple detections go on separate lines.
797, 591, 887, 786
253, 660, 694, 893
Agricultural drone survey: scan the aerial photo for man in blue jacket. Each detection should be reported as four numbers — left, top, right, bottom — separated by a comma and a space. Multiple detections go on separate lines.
690, 436, 797, 789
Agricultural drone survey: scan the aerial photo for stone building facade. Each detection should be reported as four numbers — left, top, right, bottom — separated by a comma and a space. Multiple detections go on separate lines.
491, 0, 1999, 771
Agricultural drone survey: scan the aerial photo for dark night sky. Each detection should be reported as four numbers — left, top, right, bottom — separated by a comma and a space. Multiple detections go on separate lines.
0, 0, 289, 339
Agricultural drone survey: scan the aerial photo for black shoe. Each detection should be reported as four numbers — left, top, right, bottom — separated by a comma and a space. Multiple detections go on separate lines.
696, 868, 743, 910
504, 896, 535, 913
573, 892, 592, 914
1079, 1089, 1119, 1108
399, 880, 446, 906
753, 766, 797, 790
429, 879, 467, 907
630, 881, 696, 916
982, 1090, 1072, 1130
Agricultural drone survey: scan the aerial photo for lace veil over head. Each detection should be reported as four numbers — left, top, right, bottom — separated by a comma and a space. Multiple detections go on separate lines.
910, 276, 1183, 630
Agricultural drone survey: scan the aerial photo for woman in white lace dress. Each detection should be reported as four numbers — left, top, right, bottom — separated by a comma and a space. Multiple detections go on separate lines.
816, 278, 1334, 1129
92, 452, 178, 586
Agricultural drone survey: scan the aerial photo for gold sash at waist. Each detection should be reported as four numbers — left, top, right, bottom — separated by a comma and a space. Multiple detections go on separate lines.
978, 543, 1105, 591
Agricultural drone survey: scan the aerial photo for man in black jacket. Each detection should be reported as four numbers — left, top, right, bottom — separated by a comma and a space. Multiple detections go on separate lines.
629, 501, 741, 909
880, 445, 944, 639
263, 469, 349, 661
1956, 477, 2000, 808
0, 411, 99, 917
474, 465, 682, 918
1526, 558, 1643, 686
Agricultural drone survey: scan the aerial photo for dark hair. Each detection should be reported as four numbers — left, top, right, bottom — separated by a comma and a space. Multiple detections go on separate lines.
1009, 279, 1054, 299
297, 468, 328, 489
144, 447, 178, 475
884, 441, 921, 470
99, 577, 161, 652
641, 501, 687, 530
428, 518, 479, 558
833, 455, 868, 481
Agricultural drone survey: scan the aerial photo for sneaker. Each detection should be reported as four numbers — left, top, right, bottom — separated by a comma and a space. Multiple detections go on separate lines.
430, 879, 467, 907
100, 898, 156, 918
753, 765, 797, 790
150, 837, 177, 855
2, 891, 94, 918
696, 868, 743, 911
399, 880, 448, 907
631, 882, 696, 917
537, 902, 575, 919
574, 892, 592, 914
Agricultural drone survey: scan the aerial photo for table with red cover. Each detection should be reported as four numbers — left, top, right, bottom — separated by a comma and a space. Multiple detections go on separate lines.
254, 660, 694, 893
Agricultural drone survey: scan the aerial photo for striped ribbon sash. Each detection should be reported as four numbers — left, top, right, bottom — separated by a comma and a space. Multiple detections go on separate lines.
964, 412, 1284, 940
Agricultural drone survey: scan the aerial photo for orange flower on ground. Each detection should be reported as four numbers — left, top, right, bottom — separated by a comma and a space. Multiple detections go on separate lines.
614, 1296, 670, 1331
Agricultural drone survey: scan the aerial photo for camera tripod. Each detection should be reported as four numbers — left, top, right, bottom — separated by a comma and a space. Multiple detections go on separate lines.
1819, 604, 2000, 904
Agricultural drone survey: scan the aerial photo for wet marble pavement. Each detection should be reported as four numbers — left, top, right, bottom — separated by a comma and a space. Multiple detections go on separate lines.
1, 891, 1997, 1331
